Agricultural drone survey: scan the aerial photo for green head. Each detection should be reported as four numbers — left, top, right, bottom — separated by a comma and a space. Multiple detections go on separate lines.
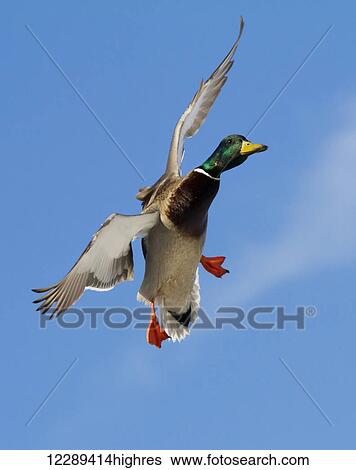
198, 135, 268, 178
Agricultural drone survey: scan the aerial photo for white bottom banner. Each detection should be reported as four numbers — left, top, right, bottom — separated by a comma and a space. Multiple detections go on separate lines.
0, 450, 355, 469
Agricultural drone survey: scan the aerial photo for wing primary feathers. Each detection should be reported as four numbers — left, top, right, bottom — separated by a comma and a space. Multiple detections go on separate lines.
32, 284, 57, 294
32, 212, 159, 316
165, 16, 244, 176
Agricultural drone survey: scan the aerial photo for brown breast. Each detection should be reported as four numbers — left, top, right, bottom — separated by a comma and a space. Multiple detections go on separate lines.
165, 170, 220, 237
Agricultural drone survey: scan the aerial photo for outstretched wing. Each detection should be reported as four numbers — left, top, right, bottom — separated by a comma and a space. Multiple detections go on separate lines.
165, 17, 244, 176
33, 212, 159, 316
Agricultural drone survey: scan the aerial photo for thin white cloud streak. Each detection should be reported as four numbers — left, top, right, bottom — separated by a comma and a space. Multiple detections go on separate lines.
223, 101, 356, 304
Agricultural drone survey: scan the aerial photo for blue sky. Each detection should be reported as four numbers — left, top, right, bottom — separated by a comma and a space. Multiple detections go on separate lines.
1, 0, 356, 450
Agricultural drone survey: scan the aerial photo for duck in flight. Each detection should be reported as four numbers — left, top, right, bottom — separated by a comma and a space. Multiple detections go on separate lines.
33, 17, 268, 348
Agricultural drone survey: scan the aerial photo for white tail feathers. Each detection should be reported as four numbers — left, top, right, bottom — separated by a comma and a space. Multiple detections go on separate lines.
160, 270, 200, 342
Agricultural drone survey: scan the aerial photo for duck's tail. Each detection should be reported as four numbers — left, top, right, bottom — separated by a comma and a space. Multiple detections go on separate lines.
160, 270, 200, 342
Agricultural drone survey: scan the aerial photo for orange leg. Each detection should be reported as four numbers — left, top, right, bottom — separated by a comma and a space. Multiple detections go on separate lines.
200, 255, 230, 278
146, 303, 170, 349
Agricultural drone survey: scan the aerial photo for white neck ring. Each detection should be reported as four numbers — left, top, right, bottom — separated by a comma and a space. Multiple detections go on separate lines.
194, 168, 220, 181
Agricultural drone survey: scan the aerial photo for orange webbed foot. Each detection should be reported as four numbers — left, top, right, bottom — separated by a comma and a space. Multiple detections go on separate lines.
200, 255, 230, 278
146, 303, 170, 349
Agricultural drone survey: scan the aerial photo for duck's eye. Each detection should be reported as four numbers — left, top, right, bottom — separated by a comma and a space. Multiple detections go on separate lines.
226, 139, 232, 145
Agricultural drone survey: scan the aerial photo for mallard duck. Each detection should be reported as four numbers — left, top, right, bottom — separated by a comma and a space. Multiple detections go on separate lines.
33, 17, 268, 348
